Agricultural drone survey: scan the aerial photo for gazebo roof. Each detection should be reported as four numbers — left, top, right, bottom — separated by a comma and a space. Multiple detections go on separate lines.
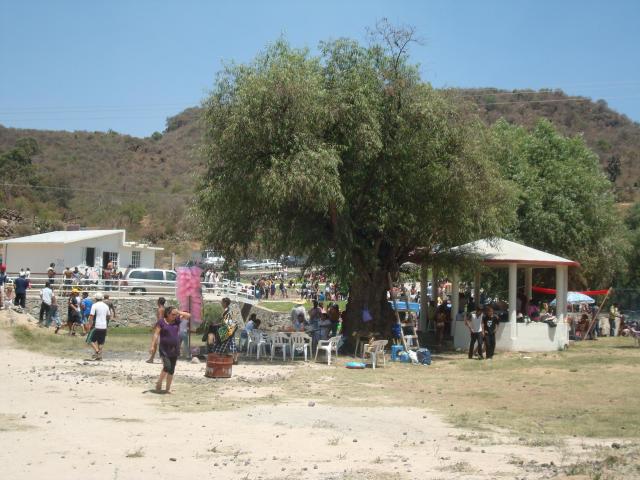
451, 238, 579, 268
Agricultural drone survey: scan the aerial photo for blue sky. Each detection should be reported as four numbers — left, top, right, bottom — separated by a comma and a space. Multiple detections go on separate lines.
1, 0, 639, 137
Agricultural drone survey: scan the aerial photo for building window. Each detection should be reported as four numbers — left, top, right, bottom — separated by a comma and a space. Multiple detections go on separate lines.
103, 251, 119, 269
131, 251, 141, 268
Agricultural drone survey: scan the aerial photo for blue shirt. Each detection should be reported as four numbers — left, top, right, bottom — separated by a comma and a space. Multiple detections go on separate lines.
82, 298, 93, 316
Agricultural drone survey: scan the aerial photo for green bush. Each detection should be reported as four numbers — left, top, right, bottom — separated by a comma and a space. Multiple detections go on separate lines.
197, 303, 223, 334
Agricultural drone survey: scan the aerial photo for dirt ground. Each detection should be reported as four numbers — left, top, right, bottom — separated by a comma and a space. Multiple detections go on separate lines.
0, 309, 638, 479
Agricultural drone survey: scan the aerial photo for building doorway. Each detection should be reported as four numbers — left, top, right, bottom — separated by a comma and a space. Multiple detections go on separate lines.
85, 247, 95, 267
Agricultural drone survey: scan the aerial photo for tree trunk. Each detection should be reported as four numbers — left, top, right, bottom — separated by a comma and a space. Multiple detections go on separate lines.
343, 267, 397, 351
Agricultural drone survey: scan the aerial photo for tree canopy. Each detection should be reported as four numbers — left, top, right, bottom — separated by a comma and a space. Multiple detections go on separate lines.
197, 28, 515, 334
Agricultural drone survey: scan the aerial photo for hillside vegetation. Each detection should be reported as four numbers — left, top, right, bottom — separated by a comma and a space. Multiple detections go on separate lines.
1, 89, 639, 246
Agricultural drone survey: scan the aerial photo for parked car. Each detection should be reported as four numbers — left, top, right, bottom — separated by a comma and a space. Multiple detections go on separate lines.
280, 255, 307, 267
203, 251, 225, 268
121, 268, 177, 294
259, 259, 282, 269
238, 259, 260, 270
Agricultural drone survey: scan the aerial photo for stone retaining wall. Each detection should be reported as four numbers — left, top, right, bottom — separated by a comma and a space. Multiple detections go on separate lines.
238, 303, 291, 331
24, 297, 292, 330
24, 297, 160, 326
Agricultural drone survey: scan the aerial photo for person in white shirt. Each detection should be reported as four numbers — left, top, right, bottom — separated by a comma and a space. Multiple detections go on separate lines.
465, 306, 484, 359
38, 282, 54, 327
88, 292, 111, 361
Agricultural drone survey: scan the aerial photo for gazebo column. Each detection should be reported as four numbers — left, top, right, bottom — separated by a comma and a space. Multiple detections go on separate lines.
474, 270, 481, 308
419, 263, 428, 332
451, 270, 460, 321
525, 267, 533, 302
556, 265, 568, 324
508, 263, 518, 341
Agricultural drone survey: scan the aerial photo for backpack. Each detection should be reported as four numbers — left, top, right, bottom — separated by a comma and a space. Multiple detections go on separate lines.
416, 348, 432, 365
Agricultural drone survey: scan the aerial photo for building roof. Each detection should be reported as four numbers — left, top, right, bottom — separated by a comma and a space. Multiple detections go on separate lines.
1, 230, 125, 244
451, 238, 579, 267
0, 230, 162, 250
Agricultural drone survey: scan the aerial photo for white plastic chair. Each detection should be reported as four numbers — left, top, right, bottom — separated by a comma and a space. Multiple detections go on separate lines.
314, 335, 340, 365
270, 333, 289, 361
248, 329, 269, 360
363, 339, 388, 369
290, 332, 311, 361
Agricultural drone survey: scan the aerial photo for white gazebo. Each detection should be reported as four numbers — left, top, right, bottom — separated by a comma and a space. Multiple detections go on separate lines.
446, 238, 579, 352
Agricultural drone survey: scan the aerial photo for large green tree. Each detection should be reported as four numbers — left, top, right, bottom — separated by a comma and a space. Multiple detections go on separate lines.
197, 27, 514, 337
487, 119, 627, 288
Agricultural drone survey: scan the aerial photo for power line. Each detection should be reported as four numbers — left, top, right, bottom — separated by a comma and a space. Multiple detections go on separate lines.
0, 182, 195, 197
488, 95, 640, 106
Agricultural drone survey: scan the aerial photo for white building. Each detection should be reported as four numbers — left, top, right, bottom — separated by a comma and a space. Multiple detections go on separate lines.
0, 230, 163, 275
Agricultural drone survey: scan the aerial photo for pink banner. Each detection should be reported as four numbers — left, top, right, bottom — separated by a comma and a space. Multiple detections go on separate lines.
176, 266, 203, 325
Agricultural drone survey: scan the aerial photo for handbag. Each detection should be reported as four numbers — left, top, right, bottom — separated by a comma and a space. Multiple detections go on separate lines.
218, 323, 237, 342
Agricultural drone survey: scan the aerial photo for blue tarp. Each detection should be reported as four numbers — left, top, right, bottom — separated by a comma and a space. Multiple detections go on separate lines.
389, 300, 420, 313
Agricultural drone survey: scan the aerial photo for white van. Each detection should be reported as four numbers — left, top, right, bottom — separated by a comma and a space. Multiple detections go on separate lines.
122, 268, 177, 294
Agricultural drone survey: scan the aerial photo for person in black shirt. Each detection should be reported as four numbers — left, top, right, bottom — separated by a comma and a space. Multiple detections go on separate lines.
14, 273, 30, 309
483, 306, 499, 359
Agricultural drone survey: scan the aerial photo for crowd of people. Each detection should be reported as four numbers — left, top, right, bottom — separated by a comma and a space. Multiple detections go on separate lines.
251, 274, 290, 300
4, 259, 639, 395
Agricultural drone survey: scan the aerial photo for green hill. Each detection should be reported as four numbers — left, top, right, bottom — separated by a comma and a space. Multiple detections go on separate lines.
1, 89, 639, 244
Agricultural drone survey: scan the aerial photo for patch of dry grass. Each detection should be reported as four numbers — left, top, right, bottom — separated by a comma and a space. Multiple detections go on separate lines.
8, 324, 640, 440
267, 337, 640, 439
560, 443, 640, 479
0, 413, 35, 432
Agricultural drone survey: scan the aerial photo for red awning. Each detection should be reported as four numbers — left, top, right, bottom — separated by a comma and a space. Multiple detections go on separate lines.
532, 286, 610, 296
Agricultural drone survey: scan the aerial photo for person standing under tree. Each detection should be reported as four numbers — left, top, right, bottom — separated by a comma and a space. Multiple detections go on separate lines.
608, 303, 620, 337
150, 306, 191, 394
465, 306, 484, 359
482, 306, 499, 359
88, 292, 110, 361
